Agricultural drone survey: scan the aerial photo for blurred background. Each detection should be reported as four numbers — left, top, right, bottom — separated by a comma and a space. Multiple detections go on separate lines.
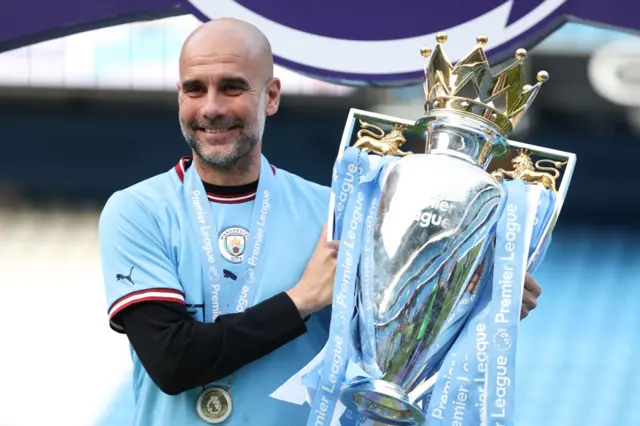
0, 13, 639, 426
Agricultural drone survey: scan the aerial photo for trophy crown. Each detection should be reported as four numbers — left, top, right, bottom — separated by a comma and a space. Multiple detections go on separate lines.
421, 33, 549, 136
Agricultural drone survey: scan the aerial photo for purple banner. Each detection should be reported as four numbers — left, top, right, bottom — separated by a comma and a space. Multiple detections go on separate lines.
0, 0, 185, 51
0, 0, 637, 86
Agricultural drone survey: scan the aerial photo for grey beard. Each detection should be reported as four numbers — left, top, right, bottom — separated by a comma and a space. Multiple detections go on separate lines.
180, 123, 258, 170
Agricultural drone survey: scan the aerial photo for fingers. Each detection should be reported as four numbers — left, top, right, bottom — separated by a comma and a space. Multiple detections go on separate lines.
520, 304, 529, 320
524, 273, 542, 297
327, 241, 340, 257
520, 278, 542, 319
318, 224, 328, 245
522, 291, 538, 311
318, 224, 340, 256
319, 223, 339, 244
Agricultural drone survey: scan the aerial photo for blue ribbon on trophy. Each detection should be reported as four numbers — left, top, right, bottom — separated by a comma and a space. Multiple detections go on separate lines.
424, 180, 541, 426
527, 188, 557, 274
305, 32, 574, 426
330, 147, 370, 240
304, 146, 398, 426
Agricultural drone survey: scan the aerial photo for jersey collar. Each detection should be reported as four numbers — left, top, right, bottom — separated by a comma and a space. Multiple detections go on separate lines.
174, 157, 276, 204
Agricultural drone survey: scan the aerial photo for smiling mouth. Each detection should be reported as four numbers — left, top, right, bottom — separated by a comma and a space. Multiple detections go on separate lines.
197, 127, 239, 135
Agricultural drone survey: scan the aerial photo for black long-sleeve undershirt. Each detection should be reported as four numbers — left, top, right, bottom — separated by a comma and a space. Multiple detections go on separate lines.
118, 292, 307, 396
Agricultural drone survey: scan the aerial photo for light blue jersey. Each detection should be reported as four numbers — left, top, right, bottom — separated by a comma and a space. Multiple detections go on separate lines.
99, 156, 330, 426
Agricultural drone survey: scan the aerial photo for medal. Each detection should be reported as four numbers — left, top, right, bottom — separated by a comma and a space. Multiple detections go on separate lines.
196, 385, 233, 424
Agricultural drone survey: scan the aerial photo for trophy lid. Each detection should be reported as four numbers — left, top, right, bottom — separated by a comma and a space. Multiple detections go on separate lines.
413, 33, 549, 168
418, 33, 549, 137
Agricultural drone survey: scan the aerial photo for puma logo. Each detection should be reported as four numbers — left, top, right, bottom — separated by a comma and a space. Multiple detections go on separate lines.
116, 267, 135, 285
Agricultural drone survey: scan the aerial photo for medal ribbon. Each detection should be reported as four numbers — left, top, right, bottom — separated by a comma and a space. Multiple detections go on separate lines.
183, 154, 276, 322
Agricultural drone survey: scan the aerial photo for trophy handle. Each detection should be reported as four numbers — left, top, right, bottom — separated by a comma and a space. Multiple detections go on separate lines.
327, 191, 337, 242
326, 109, 418, 243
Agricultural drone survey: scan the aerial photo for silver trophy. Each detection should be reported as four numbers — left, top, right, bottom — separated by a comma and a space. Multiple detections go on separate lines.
331, 33, 573, 425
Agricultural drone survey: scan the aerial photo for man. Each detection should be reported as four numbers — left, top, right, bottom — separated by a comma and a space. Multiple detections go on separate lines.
98, 18, 542, 426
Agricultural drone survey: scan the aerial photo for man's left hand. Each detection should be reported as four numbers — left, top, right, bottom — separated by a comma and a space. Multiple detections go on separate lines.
521, 273, 542, 320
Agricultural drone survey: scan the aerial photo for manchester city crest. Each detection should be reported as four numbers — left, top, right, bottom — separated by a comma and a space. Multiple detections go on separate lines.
219, 226, 249, 264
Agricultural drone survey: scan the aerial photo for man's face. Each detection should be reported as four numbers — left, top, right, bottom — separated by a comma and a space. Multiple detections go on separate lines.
178, 44, 279, 168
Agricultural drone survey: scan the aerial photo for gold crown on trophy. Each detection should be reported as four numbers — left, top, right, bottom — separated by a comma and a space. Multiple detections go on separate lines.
420, 32, 549, 136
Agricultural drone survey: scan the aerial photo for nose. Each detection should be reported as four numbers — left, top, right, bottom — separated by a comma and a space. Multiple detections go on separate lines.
200, 89, 228, 119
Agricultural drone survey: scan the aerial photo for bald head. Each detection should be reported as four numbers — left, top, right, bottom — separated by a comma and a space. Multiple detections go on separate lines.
180, 18, 274, 82
176, 18, 282, 178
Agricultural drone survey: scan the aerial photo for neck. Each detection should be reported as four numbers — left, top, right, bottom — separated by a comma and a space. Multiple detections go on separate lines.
193, 152, 261, 186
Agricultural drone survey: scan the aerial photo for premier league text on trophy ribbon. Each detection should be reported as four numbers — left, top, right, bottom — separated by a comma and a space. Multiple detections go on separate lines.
309, 167, 368, 426
485, 181, 537, 426
331, 148, 368, 239
425, 256, 493, 425
335, 163, 359, 227
308, 148, 394, 426
333, 190, 364, 324
425, 180, 538, 426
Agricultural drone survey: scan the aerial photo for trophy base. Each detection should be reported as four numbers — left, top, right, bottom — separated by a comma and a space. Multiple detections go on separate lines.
339, 380, 424, 426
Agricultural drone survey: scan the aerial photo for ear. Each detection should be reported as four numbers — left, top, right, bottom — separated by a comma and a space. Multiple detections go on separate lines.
264, 77, 281, 116
176, 81, 184, 102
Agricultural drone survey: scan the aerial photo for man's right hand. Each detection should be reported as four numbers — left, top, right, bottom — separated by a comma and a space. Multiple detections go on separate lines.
286, 224, 339, 318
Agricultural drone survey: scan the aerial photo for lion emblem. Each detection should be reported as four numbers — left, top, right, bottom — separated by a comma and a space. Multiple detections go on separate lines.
353, 119, 412, 157
491, 149, 567, 192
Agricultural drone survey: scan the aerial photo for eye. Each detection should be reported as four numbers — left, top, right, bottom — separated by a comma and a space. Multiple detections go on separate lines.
220, 79, 249, 96
182, 82, 205, 96
187, 87, 205, 95
224, 84, 245, 95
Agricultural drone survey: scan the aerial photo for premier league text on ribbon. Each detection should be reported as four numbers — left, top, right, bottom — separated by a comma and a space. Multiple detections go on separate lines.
430, 352, 473, 424
241, 189, 271, 312
427, 324, 491, 423
428, 202, 523, 425
495, 203, 519, 327
335, 162, 360, 223
312, 189, 365, 426
490, 202, 519, 423
191, 189, 221, 318
336, 190, 364, 312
